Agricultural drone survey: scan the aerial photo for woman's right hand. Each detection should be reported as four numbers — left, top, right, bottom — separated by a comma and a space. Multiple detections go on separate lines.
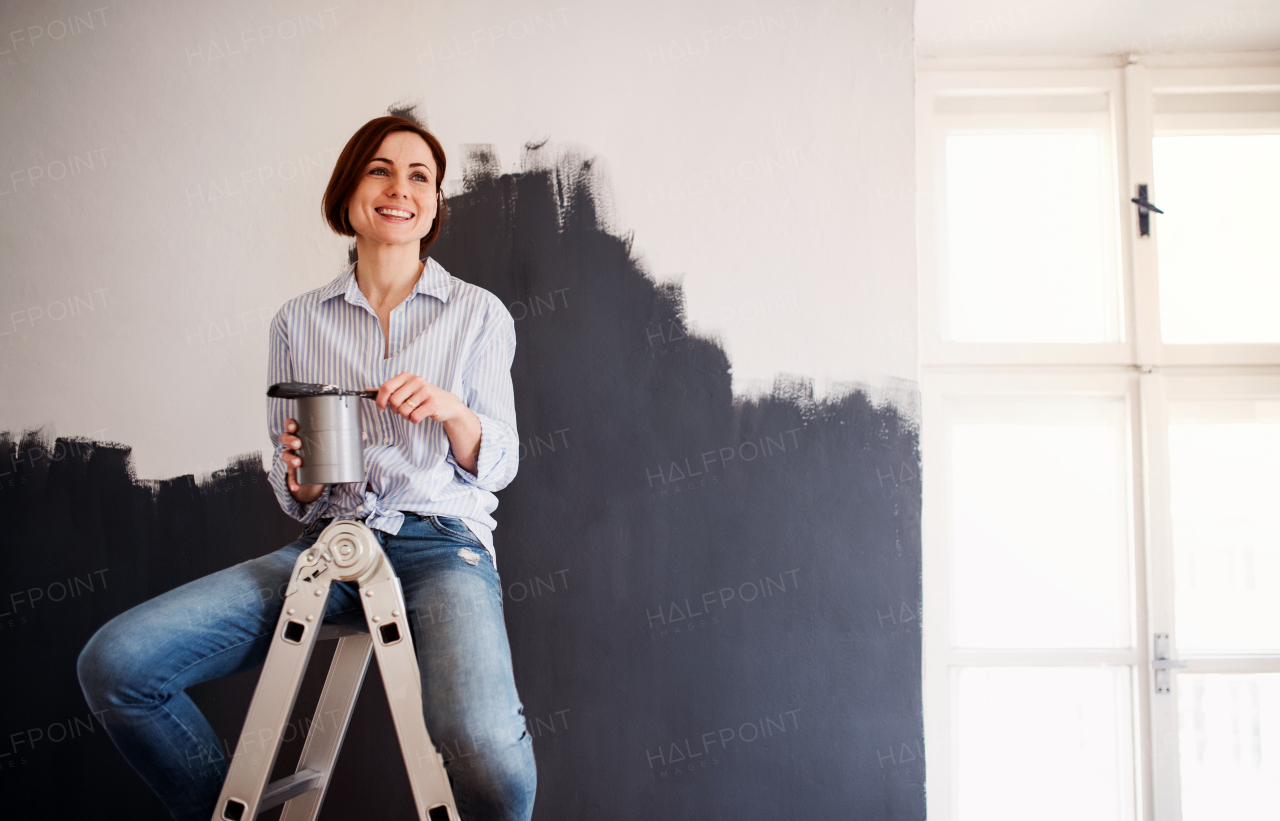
280, 418, 326, 504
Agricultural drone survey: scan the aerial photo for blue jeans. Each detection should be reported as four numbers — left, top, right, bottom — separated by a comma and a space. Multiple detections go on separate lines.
76, 515, 536, 821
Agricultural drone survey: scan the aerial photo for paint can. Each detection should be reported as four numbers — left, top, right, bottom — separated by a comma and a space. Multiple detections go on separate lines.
295, 394, 365, 485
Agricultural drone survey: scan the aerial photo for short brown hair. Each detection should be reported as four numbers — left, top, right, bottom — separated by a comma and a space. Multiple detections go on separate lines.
322, 116, 448, 255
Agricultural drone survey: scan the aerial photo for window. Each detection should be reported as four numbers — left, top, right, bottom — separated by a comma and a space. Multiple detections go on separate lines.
1153, 135, 1280, 344
920, 61, 1280, 820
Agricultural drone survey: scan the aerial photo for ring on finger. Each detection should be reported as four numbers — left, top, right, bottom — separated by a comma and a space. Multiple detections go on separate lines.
403, 400, 418, 411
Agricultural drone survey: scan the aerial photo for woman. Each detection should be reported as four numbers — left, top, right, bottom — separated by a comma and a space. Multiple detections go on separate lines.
77, 116, 536, 821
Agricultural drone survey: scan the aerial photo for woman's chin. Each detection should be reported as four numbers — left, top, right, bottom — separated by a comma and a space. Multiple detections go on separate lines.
357, 229, 423, 249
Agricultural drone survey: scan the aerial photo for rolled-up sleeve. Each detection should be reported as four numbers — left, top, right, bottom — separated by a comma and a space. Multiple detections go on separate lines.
266, 310, 331, 523
444, 300, 519, 492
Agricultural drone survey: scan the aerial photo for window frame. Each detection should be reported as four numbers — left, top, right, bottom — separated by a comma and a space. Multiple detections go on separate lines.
919, 57, 1280, 821
1141, 370, 1280, 818
916, 68, 1134, 366
1128, 64, 1280, 366
922, 369, 1150, 821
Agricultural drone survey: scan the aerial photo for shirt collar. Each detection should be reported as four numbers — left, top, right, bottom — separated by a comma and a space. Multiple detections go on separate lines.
317, 257, 453, 306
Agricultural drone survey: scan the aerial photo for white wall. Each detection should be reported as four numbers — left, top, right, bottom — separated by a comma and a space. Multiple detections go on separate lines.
915, 0, 1279, 60
0, 0, 916, 481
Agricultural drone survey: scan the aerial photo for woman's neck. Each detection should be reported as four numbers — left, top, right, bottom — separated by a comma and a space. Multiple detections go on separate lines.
353, 238, 423, 312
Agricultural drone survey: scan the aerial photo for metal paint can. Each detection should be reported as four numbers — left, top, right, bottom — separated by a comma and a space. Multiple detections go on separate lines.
295, 394, 365, 485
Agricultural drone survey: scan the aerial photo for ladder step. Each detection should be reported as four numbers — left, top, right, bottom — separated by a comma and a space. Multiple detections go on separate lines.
317, 622, 367, 640
259, 768, 324, 812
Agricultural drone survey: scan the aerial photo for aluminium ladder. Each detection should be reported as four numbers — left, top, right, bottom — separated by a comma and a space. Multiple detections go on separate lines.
212, 519, 458, 821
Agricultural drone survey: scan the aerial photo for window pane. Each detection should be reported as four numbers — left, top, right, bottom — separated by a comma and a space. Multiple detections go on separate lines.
1168, 400, 1280, 653
944, 134, 1119, 343
949, 399, 1131, 648
955, 666, 1133, 821
1178, 673, 1280, 820
1153, 135, 1280, 343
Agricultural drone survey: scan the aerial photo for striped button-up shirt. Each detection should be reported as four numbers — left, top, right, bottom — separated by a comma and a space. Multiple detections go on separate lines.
266, 257, 519, 566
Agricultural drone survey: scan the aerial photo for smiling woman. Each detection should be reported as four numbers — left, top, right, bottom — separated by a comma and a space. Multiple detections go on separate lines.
76, 114, 536, 821
323, 116, 449, 253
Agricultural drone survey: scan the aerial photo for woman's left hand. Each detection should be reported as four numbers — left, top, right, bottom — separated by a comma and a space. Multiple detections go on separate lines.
376, 372, 465, 424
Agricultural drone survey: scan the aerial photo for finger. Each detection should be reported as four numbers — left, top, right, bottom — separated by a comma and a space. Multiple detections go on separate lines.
389, 381, 424, 409
397, 387, 430, 418
387, 384, 412, 412
283, 445, 304, 469
414, 389, 455, 423
283, 419, 303, 451
412, 392, 439, 423
378, 373, 410, 410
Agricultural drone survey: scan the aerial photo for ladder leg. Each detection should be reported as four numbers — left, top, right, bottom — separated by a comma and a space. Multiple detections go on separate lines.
211, 549, 333, 821
212, 520, 460, 821
361, 575, 460, 821
279, 633, 373, 821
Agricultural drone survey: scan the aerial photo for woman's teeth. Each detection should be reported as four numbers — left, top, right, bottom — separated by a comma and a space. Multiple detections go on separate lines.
376, 208, 413, 220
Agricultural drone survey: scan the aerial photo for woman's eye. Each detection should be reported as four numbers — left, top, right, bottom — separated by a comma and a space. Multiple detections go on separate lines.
368, 168, 427, 182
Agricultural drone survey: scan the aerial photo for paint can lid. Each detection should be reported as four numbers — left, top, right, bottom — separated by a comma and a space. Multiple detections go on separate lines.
267, 382, 377, 399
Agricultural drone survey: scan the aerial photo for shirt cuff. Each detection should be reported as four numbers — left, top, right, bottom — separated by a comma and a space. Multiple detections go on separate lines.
291, 484, 332, 524
269, 451, 332, 523
444, 412, 516, 491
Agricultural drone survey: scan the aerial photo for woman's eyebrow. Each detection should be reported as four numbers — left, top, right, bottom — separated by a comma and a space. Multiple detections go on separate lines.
369, 157, 433, 173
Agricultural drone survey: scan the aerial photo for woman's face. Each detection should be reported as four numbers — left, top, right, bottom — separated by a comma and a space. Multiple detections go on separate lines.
345, 131, 439, 248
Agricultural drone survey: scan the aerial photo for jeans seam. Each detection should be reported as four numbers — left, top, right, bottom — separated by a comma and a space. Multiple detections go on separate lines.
161, 698, 223, 781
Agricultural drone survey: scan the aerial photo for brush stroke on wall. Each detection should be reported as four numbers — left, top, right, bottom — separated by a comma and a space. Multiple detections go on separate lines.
0, 139, 923, 820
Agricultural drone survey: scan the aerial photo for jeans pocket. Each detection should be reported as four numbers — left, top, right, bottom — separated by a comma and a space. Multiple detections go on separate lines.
302, 517, 332, 539
428, 515, 484, 548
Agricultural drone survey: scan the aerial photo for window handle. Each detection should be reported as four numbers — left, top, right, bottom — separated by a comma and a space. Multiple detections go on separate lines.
1152, 633, 1185, 693
1131, 184, 1164, 237
1151, 659, 1188, 670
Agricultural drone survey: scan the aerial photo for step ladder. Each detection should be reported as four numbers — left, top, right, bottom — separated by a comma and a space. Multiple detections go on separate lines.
212, 519, 459, 821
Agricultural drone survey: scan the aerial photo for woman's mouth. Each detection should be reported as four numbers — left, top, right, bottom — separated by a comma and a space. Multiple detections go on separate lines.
375, 207, 414, 221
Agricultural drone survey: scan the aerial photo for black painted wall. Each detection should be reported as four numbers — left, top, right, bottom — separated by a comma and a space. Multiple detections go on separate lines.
0, 142, 923, 819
